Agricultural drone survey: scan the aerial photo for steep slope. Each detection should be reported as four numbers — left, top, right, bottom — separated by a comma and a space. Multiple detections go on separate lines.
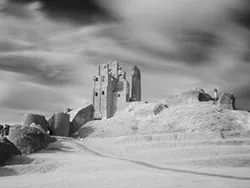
76, 100, 250, 138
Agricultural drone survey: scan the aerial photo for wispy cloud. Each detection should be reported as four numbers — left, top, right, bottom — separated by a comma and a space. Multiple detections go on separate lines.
0, 52, 84, 86
0, 0, 250, 124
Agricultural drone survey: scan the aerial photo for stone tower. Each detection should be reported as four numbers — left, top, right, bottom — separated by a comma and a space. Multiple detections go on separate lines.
115, 67, 130, 110
131, 66, 141, 101
93, 63, 113, 119
93, 61, 131, 119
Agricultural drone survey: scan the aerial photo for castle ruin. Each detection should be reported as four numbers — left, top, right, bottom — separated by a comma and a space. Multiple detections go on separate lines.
131, 66, 141, 101
93, 61, 141, 119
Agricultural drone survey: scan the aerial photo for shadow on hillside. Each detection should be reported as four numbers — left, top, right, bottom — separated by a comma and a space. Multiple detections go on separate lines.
0, 155, 34, 177
73, 126, 95, 138
36, 141, 75, 153
6, 155, 34, 165
0, 167, 18, 177
37, 148, 73, 154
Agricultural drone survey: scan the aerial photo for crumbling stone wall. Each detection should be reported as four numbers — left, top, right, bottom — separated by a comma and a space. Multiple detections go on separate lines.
93, 61, 135, 119
23, 113, 48, 132
164, 89, 213, 106
131, 65, 141, 101
68, 105, 94, 136
217, 93, 236, 110
93, 63, 113, 119
48, 113, 70, 137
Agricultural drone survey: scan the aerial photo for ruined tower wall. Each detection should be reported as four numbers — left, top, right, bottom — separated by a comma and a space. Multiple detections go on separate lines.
98, 64, 105, 75
108, 61, 119, 78
111, 77, 118, 92
48, 112, 70, 137
23, 113, 48, 132
93, 61, 140, 119
93, 75, 102, 119
126, 81, 130, 102
100, 77, 113, 118
103, 64, 113, 118
116, 79, 130, 110
112, 92, 118, 116
131, 66, 141, 101
93, 63, 114, 119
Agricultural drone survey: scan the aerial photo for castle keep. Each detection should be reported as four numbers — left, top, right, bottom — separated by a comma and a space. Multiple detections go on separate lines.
93, 61, 141, 119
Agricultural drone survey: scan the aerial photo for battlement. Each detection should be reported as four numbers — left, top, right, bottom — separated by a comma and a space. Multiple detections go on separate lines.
93, 61, 141, 119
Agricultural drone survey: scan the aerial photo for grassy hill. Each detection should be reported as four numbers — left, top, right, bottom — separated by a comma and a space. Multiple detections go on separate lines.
76, 90, 250, 138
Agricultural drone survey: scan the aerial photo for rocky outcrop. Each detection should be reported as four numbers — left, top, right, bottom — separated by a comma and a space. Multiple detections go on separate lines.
197, 91, 213, 102
23, 113, 49, 132
8, 125, 56, 154
67, 105, 94, 136
48, 113, 70, 137
0, 137, 21, 166
183, 89, 213, 102
217, 93, 236, 110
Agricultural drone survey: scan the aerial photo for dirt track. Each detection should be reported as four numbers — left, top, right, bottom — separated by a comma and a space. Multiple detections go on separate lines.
70, 139, 250, 181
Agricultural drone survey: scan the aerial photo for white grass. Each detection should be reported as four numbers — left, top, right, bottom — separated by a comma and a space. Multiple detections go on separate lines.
77, 102, 250, 138
1, 136, 250, 188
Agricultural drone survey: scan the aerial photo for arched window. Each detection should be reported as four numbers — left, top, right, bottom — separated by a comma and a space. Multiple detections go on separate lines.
95, 92, 98, 96
102, 91, 105, 95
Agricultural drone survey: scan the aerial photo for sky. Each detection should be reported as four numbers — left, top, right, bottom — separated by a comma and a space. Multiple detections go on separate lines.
0, 0, 250, 124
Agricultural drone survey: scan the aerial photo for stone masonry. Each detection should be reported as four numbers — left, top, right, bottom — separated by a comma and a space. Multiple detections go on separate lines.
93, 61, 141, 119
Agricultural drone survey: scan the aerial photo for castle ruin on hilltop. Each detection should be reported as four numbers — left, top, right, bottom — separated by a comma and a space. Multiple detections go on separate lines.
93, 61, 141, 119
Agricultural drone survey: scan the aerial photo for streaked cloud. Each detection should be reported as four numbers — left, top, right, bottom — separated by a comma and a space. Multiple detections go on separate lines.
0, 0, 250, 123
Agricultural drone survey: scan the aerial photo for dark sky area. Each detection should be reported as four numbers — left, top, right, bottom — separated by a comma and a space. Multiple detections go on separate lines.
0, 0, 250, 123
9, 0, 114, 23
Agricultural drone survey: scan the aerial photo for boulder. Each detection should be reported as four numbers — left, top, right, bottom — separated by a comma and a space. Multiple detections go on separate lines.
217, 93, 236, 110
183, 89, 213, 102
8, 125, 56, 154
48, 113, 70, 137
0, 137, 21, 166
198, 92, 213, 102
67, 105, 94, 136
23, 113, 48, 132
